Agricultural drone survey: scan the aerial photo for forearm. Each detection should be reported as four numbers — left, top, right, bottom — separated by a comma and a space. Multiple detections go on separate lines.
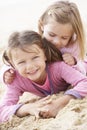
61, 94, 75, 103
55, 94, 75, 110
15, 100, 43, 118
15, 104, 30, 117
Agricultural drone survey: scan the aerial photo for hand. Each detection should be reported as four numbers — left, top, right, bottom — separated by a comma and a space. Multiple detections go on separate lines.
62, 53, 76, 66
39, 95, 75, 118
16, 96, 52, 119
4, 69, 15, 84
39, 100, 58, 118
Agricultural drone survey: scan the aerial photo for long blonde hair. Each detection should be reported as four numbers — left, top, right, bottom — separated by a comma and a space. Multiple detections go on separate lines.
38, 1, 86, 60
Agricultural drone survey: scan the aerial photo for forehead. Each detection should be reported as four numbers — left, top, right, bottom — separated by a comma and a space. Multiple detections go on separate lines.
12, 44, 42, 54
44, 19, 73, 35
10, 44, 44, 61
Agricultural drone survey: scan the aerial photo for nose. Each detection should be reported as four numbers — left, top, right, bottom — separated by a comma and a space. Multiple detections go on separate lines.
26, 61, 36, 72
26, 62, 34, 71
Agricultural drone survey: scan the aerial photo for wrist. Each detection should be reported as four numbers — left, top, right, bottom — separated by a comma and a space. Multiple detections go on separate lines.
55, 95, 75, 107
16, 104, 29, 117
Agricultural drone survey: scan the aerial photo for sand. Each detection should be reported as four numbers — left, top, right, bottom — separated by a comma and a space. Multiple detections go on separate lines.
0, 89, 87, 130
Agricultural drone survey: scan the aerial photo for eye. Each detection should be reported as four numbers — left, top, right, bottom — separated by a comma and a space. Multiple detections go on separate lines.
49, 33, 55, 37
17, 61, 25, 65
32, 56, 39, 60
62, 37, 69, 40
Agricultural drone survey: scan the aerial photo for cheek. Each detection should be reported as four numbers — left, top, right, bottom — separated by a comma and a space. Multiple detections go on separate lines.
36, 60, 45, 66
43, 31, 51, 40
18, 69, 25, 77
63, 39, 70, 46
43, 34, 53, 43
16, 66, 24, 74
40, 62, 46, 71
37, 59, 46, 68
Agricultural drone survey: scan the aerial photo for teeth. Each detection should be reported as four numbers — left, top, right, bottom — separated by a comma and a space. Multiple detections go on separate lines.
27, 70, 37, 74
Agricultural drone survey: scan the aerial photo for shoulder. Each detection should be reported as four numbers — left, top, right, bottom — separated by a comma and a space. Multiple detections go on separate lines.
49, 61, 77, 72
49, 61, 67, 66
48, 61, 68, 71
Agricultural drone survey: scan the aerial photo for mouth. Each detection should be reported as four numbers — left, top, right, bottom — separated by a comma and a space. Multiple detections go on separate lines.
27, 68, 39, 75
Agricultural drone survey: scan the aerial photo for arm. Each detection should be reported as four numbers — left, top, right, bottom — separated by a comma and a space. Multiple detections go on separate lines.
16, 96, 52, 119
60, 62, 87, 98
62, 53, 77, 65
0, 73, 24, 123
0, 87, 22, 123
60, 41, 80, 65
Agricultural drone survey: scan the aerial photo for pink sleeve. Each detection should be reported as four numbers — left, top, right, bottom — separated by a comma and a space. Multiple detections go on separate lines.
0, 78, 23, 123
60, 62, 87, 98
0, 103, 22, 123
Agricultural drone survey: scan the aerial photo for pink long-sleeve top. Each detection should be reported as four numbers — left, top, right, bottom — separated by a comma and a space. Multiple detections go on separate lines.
0, 61, 87, 123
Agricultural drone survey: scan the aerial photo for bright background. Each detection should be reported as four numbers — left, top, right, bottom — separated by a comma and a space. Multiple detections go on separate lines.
0, 0, 87, 48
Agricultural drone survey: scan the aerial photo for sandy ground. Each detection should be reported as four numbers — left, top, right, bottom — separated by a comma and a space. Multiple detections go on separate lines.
0, 90, 87, 130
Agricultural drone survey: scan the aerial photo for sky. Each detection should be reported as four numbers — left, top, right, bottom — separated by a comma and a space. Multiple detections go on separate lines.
0, 0, 87, 48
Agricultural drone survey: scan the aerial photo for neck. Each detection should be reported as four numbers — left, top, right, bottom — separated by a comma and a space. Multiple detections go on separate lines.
35, 70, 47, 85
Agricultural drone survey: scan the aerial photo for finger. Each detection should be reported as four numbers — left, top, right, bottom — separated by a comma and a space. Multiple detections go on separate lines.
9, 69, 15, 74
34, 110, 41, 119
5, 72, 14, 77
4, 76, 14, 81
39, 110, 50, 118
40, 99, 52, 107
4, 76, 15, 84
36, 97, 49, 104
42, 99, 52, 105
39, 95, 51, 101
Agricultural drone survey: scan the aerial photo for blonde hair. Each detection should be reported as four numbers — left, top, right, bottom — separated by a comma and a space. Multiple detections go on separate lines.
38, 1, 86, 60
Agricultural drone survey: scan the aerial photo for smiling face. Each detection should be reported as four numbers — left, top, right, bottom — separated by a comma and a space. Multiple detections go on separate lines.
42, 19, 73, 49
11, 44, 47, 84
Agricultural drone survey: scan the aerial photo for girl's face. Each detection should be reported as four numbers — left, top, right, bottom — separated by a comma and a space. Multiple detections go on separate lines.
11, 44, 47, 84
42, 19, 73, 49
